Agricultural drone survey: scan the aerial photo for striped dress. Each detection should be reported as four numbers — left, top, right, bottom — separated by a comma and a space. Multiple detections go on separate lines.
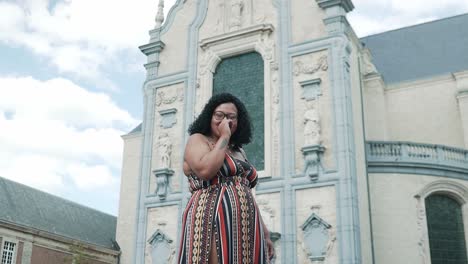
178, 153, 268, 264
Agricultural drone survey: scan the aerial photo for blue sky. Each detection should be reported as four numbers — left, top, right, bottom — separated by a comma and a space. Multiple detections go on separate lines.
0, 0, 467, 216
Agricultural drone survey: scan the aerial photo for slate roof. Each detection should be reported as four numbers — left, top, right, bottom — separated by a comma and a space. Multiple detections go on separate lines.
128, 123, 142, 134
360, 13, 468, 84
0, 176, 117, 250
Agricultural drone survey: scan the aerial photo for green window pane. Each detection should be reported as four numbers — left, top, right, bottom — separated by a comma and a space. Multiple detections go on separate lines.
425, 194, 468, 264
213, 52, 264, 170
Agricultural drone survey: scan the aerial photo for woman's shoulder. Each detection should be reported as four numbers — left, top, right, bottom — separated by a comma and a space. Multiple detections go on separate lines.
187, 133, 207, 142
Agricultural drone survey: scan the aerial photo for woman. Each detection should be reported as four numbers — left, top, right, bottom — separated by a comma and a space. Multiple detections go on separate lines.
178, 93, 275, 264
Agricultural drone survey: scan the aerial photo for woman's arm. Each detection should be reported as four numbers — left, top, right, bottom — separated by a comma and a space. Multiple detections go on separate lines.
184, 117, 233, 180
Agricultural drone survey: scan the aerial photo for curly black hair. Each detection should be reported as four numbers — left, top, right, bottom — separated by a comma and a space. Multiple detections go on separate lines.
188, 92, 252, 149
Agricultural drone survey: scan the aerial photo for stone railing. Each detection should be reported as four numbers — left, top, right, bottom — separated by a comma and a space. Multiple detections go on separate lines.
366, 141, 468, 175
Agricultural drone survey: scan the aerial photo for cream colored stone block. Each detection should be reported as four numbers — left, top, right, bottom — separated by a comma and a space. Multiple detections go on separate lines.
292, 50, 335, 174
158, 1, 197, 76
296, 186, 337, 263
290, 0, 327, 44
369, 173, 468, 264
255, 192, 282, 262
145, 206, 179, 264
116, 134, 142, 264
386, 75, 465, 148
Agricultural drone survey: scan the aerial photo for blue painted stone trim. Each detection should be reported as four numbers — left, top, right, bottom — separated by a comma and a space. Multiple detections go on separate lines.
144, 71, 187, 89
328, 35, 362, 264
316, 0, 355, 12
134, 87, 157, 263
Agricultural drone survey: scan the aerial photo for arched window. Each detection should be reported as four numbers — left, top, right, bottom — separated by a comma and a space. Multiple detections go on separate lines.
425, 194, 468, 264
213, 52, 264, 170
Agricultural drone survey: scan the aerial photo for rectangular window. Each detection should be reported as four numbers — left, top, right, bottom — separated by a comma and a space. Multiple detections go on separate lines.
1, 241, 16, 264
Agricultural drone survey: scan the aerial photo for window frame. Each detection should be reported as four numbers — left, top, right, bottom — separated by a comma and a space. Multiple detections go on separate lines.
415, 180, 468, 263
0, 237, 18, 264
197, 24, 277, 177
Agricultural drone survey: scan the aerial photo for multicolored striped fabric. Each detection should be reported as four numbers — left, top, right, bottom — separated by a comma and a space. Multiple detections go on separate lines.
178, 153, 268, 264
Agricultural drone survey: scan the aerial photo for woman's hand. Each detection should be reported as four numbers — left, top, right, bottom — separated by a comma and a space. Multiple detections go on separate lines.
218, 118, 232, 138
266, 236, 275, 261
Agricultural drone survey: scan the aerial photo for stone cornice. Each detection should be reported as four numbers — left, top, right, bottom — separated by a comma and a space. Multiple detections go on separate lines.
199, 24, 274, 51
316, 0, 355, 13
139, 40, 166, 56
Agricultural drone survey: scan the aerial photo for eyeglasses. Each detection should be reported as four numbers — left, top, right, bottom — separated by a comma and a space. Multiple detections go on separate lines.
213, 111, 238, 121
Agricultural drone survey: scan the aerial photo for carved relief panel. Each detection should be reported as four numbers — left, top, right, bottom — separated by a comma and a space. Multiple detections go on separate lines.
292, 51, 335, 176
150, 83, 185, 194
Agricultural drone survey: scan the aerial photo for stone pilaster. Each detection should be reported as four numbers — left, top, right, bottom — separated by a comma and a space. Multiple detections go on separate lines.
455, 71, 468, 148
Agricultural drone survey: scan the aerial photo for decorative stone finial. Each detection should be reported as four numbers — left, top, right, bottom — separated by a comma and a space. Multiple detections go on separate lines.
155, 0, 165, 28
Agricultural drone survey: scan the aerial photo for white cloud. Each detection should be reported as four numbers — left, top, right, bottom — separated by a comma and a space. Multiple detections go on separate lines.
348, 0, 468, 36
0, 76, 138, 208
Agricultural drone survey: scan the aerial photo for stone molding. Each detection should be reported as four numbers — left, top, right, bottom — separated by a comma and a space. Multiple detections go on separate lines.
199, 24, 274, 51
316, 0, 354, 13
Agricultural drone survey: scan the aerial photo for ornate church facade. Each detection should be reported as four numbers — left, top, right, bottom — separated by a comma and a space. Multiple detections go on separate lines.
115, 0, 468, 263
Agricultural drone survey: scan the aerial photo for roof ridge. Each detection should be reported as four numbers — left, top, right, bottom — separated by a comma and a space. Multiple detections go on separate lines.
0, 176, 116, 218
360, 12, 468, 39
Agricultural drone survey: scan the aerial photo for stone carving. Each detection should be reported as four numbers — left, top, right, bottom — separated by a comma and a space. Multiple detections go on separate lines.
261, 33, 275, 61
271, 63, 280, 174
156, 88, 184, 106
148, 229, 174, 264
415, 195, 428, 264
154, 0, 164, 28
159, 108, 177, 128
304, 101, 321, 146
257, 199, 276, 231
229, 0, 244, 30
199, 50, 214, 76
301, 212, 333, 262
361, 49, 378, 76
301, 79, 322, 101
302, 145, 325, 181
153, 168, 174, 200
157, 133, 172, 168
293, 56, 328, 76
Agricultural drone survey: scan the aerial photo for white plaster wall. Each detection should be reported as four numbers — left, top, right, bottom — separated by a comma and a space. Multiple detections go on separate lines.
144, 206, 179, 264
158, 1, 198, 76
290, 0, 327, 44
369, 173, 468, 264
150, 83, 185, 194
385, 74, 465, 148
116, 133, 142, 264
292, 50, 335, 174
295, 186, 338, 263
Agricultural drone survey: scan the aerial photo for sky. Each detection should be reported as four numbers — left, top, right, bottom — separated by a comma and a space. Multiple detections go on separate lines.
0, 0, 467, 216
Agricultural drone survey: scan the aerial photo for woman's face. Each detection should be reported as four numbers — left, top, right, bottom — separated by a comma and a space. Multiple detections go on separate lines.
210, 102, 238, 139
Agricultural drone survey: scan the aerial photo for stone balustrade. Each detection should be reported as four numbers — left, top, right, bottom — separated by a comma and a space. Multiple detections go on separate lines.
366, 141, 468, 176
